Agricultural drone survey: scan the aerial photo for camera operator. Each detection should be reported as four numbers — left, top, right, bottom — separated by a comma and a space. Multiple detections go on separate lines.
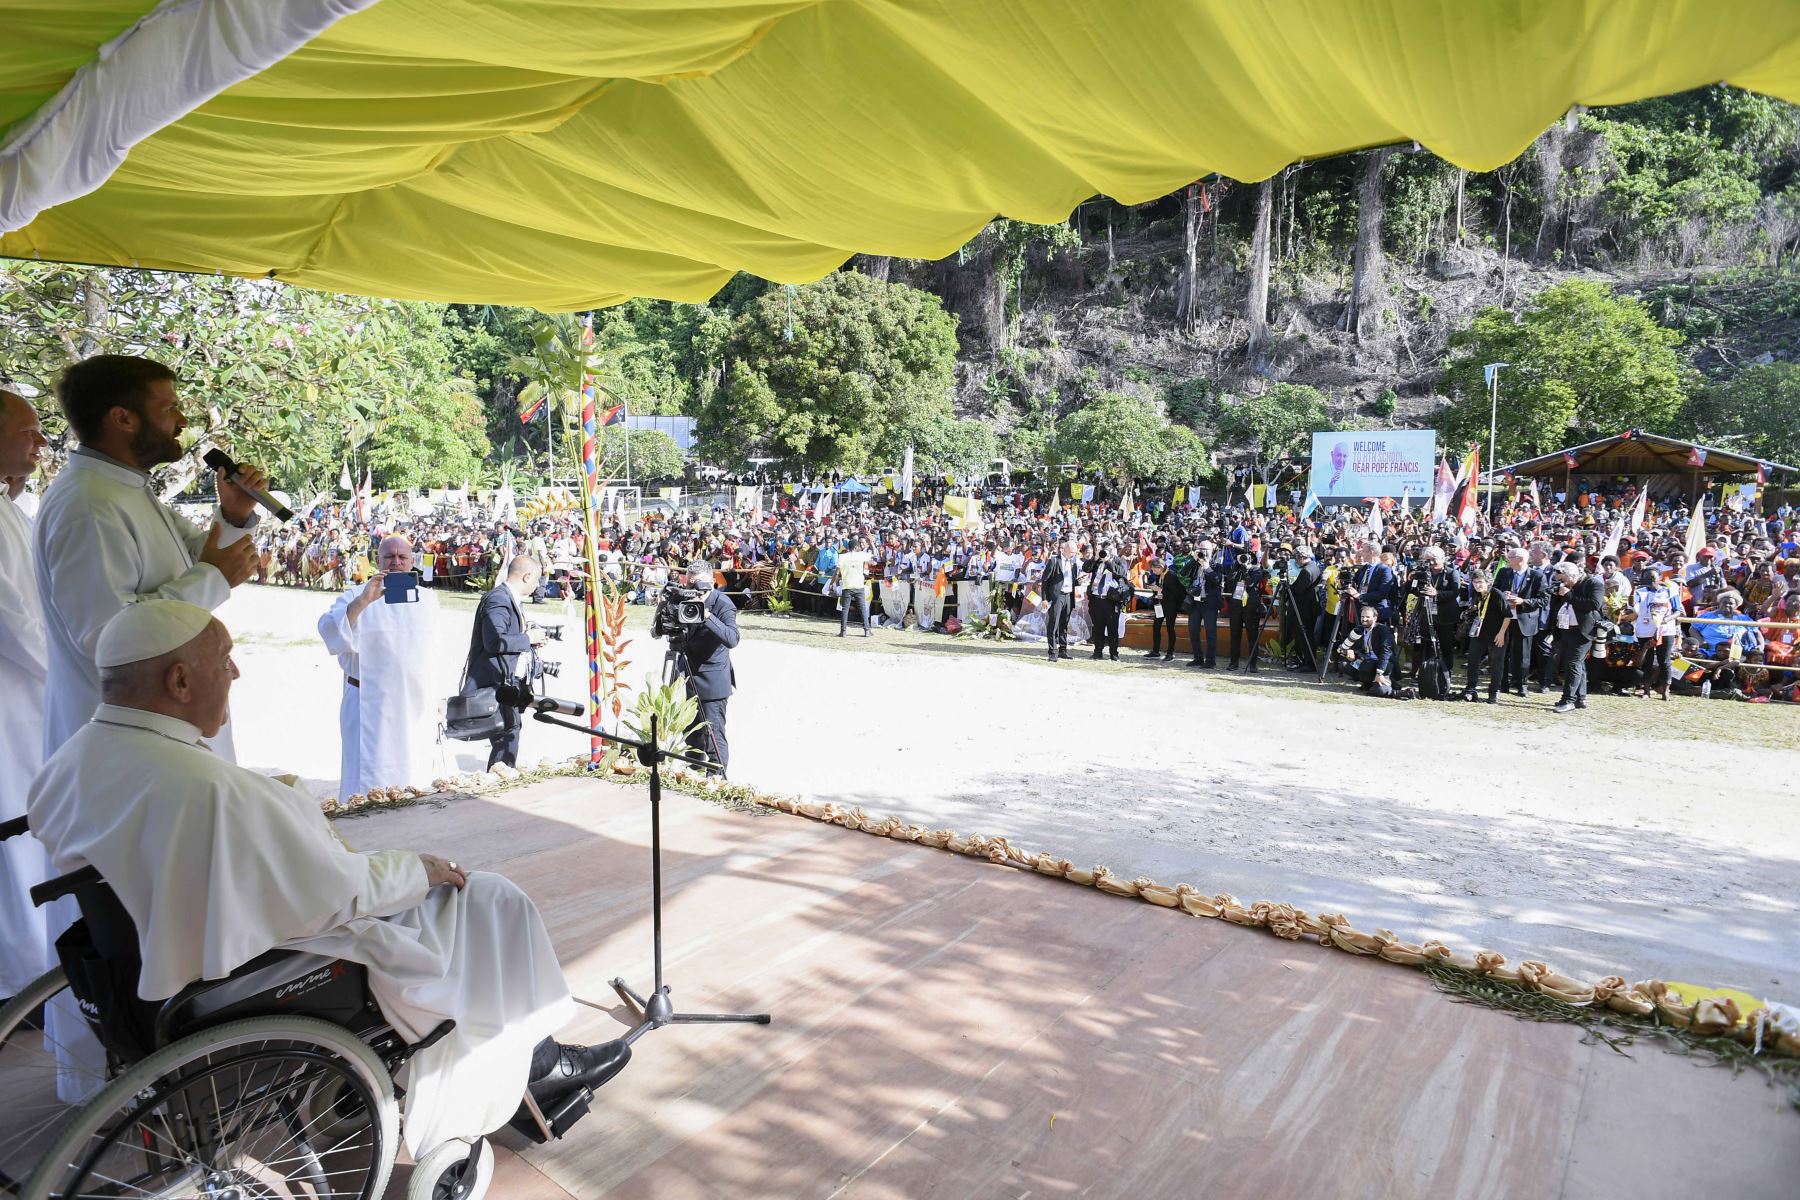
655, 560, 739, 776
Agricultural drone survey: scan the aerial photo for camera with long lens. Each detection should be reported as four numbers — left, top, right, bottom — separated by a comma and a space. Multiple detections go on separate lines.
652, 583, 707, 640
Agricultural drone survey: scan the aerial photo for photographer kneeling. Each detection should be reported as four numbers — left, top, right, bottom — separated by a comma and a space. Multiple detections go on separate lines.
654, 560, 740, 776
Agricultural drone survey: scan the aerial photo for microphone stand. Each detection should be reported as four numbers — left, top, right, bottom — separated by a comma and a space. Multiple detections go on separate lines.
528, 703, 771, 1045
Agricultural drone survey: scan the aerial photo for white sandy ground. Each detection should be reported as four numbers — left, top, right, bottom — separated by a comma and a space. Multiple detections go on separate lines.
216, 583, 1799, 1000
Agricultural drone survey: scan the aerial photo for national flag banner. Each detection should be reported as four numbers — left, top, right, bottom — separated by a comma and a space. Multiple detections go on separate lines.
1563, 451, 1579, 470
1300, 492, 1320, 519
601, 403, 626, 427
1687, 446, 1707, 468
518, 392, 546, 425
1453, 444, 1481, 529
1756, 462, 1768, 484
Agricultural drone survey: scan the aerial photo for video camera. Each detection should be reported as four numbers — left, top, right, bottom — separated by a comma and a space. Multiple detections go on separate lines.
651, 583, 708, 640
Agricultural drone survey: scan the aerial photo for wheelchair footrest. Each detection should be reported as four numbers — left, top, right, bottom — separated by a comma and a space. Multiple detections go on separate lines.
546, 1088, 592, 1139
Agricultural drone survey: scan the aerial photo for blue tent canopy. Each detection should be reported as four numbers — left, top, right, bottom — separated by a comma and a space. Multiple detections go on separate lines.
835, 479, 872, 493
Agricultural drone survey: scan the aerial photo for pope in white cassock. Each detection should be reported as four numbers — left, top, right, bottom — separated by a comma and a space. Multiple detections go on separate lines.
31, 356, 263, 760
27, 600, 631, 1158
319, 534, 446, 801
0, 389, 52, 998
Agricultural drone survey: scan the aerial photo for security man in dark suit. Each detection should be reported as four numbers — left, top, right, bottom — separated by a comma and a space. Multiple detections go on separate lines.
465, 555, 544, 768
1040, 539, 1085, 661
668, 560, 740, 775
1546, 561, 1607, 713
1184, 539, 1223, 667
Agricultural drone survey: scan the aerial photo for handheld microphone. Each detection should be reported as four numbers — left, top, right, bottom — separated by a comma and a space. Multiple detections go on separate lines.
531, 695, 587, 717
203, 448, 294, 522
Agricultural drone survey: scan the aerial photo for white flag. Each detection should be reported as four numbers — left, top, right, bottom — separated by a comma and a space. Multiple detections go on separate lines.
1628, 488, 1648, 532
1600, 517, 1623, 562
1399, 486, 1411, 516
1682, 494, 1707, 564
902, 446, 914, 503
1365, 500, 1383, 541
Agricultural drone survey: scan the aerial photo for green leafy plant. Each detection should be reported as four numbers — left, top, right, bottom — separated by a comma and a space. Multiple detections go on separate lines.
625, 678, 702, 753
766, 564, 796, 615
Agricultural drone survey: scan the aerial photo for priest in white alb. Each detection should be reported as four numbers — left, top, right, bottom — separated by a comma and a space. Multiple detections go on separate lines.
0, 387, 52, 998
27, 600, 630, 1158
32, 355, 264, 758
319, 534, 447, 800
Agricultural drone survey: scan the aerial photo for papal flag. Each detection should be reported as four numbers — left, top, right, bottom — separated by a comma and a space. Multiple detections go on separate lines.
1300, 492, 1321, 519
1683, 493, 1707, 563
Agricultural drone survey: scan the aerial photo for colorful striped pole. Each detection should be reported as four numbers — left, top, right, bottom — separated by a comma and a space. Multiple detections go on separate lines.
577, 321, 608, 765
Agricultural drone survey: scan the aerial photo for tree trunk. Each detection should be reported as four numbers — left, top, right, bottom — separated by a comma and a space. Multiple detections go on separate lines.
1105, 208, 1115, 272
79, 270, 109, 358
1348, 148, 1388, 344
1454, 168, 1465, 244
856, 254, 892, 282
1176, 183, 1201, 334
1245, 178, 1273, 364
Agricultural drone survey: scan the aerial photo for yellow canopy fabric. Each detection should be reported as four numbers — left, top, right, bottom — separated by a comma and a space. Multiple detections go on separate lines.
5, 0, 1800, 309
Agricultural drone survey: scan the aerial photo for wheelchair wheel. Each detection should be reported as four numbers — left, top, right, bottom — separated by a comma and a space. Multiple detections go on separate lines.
0, 965, 113, 1194
21, 1015, 398, 1200
408, 1137, 492, 1200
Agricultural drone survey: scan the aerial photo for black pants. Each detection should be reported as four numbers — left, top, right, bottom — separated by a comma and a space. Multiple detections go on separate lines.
1464, 635, 1500, 698
1189, 604, 1219, 664
1089, 599, 1120, 658
1636, 636, 1673, 689
1228, 602, 1264, 667
1531, 629, 1554, 687
839, 586, 870, 634
1356, 658, 1394, 696
1152, 590, 1185, 655
1501, 628, 1531, 691
487, 714, 521, 769
1047, 596, 1072, 657
687, 692, 729, 774
1552, 632, 1592, 705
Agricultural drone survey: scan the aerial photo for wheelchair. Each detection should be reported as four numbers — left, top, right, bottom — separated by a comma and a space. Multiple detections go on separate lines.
0, 816, 499, 1200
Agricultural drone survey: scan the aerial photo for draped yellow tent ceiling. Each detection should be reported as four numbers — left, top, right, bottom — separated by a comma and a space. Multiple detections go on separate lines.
4, 0, 1800, 310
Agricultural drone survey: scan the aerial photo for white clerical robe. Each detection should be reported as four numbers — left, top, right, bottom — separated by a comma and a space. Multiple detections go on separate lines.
28, 706, 574, 1157
0, 492, 51, 994
318, 584, 445, 801
32, 452, 255, 758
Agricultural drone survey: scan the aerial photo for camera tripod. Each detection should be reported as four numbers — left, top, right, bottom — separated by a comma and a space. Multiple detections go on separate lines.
528, 704, 771, 1046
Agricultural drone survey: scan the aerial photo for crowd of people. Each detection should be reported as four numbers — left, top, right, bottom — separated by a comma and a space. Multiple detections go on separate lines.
260, 476, 1800, 713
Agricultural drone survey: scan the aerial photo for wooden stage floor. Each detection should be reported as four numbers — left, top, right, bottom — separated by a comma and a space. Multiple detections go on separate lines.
340, 778, 1798, 1200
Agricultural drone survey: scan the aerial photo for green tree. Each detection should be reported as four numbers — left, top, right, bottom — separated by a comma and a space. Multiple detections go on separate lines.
0, 262, 465, 495
698, 271, 958, 473
1678, 362, 1800, 467
597, 426, 686, 481
1053, 392, 1171, 483
1441, 280, 1690, 458
1156, 423, 1214, 486
507, 312, 641, 482
1215, 383, 1334, 465
365, 386, 489, 489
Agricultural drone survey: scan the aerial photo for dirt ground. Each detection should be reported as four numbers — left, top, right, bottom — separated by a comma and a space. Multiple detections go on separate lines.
218, 583, 1799, 1000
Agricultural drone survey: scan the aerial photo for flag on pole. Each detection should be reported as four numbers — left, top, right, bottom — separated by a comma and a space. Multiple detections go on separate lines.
1399, 486, 1411, 516
1683, 494, 1708, 564
1600, 517, 1623, 561
601, 403, 626, 427
1628, 487, 1648, 532
814, 486, 833, 522
1430, 455, 1455, 521
901, 446, 914, 503
1365, 499, 1383, 541
1450, 444, 1481, 529
1048, 489, 1061, 515
338, 462, 352, 492
1563, 451, 1579, 470
519, 390, 547, 425
1686, 446, 1708, 468
1300, 492, 1320, 520
356, 467, 370, 523
1756, 462, 1768, 485
1527, 477, 1541, 509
